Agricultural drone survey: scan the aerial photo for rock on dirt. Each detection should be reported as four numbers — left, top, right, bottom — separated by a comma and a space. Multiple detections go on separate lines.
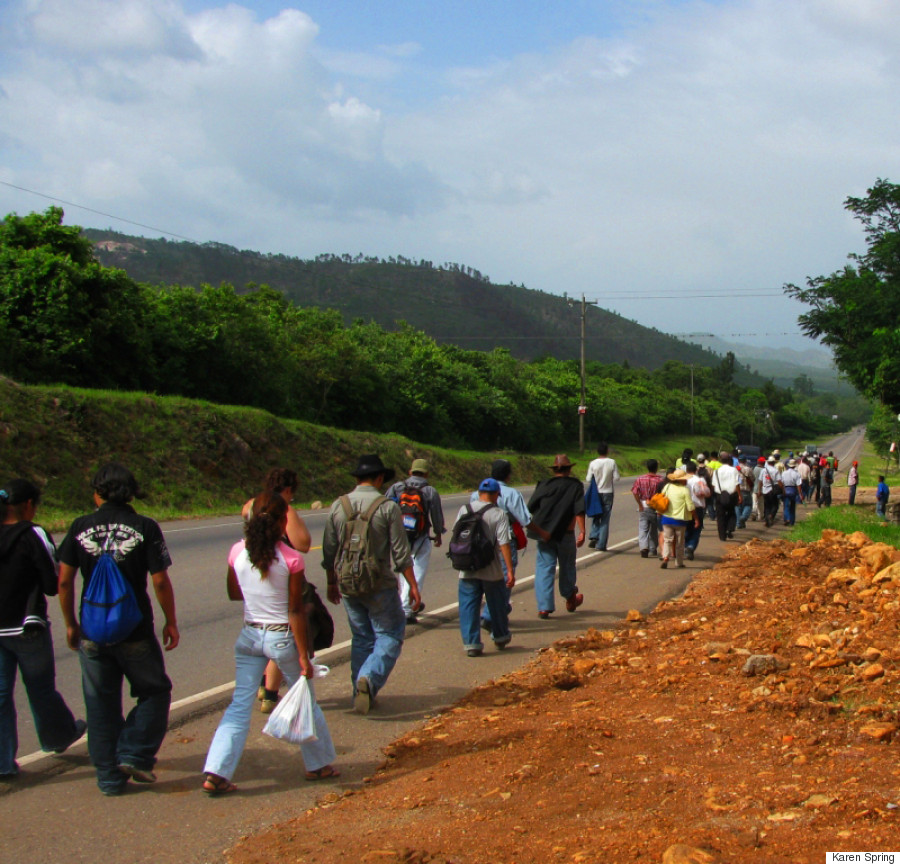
227, 531, 900, 864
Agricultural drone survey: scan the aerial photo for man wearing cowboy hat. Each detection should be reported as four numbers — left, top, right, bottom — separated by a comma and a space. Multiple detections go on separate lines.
526, 455, 586, 619
323, 455, 420, 715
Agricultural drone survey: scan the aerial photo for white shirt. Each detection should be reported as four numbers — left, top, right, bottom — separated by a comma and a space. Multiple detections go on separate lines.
585, 457, 620, 494
229, 540, 304, 625
712, 464, 741, 495
761, 465, 782, 494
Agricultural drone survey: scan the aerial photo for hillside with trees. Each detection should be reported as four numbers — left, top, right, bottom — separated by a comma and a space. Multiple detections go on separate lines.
85, 228, 745, 376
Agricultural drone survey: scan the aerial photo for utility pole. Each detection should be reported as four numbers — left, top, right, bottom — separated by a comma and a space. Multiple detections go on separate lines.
574, 294, 598, 453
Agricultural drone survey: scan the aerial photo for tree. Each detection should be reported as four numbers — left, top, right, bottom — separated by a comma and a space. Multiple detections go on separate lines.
786, 179, 900, 412
0, 207, 148, 388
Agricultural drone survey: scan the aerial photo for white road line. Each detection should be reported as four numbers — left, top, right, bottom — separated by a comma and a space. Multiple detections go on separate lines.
19, 534, 638, 768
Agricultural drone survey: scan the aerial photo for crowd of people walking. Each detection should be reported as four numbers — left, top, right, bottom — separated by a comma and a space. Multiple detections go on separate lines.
0, 442, 871, 797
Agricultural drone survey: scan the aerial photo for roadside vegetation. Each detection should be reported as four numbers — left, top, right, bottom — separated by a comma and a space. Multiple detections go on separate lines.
1, 208, 864, 457
789, 501, 899, 548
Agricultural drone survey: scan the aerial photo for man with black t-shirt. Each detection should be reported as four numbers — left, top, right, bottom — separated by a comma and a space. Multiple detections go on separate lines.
58, 463, 179, 797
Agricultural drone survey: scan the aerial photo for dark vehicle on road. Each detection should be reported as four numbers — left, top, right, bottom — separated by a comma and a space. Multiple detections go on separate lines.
735, 444, 762, 462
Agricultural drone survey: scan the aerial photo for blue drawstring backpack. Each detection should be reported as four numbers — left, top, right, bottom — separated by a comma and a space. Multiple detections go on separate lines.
80, 553, 142, 645
585, 476, 604, 517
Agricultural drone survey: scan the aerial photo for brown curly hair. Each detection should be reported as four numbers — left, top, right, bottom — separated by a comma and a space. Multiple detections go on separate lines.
244, 492, 288, 577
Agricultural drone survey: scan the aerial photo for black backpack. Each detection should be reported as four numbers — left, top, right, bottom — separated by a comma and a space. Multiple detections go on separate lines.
447, 503, 496, 571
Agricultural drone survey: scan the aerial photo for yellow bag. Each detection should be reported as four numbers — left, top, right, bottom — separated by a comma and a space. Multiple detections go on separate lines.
648, 491, 669, 513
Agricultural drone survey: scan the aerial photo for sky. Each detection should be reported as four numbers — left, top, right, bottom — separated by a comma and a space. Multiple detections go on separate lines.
2, 0, 899, 352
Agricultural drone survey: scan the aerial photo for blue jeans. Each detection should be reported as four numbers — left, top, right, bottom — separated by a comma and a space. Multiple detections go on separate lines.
204, 626, 335, 781
736, 500, 753, 528
535, 535, 578, 614
343, 586, 406, 699
783, 489, 799, 525
588, 493, 614, 549
0, 627, 80, 775
79, 636, 172, 794
685, 509, 704, 551
459, 578, 510, 650
481, 546, 517, 626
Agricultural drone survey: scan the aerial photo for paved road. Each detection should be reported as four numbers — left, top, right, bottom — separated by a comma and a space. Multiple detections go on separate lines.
2, 431, 864, 863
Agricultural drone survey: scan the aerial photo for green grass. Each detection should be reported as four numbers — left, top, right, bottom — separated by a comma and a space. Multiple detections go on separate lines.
788, 504, 900, 549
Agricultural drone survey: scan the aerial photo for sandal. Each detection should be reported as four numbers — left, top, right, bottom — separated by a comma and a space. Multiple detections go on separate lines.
202, 773, 237, 796
305, 765, 341, 782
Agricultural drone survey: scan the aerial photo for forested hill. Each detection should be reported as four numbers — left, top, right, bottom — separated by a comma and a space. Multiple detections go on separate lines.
84, 229, 730, 374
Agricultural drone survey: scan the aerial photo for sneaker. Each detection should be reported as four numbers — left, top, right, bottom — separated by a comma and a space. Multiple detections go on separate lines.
466, 648, 483, 657
257, 685, 266, 702
537, 610, 551, 619
354, 676, 372, 715
640, 549, 649, 558
588, 539, 597, 548
685, 549, 695, 561
494, 639, 509, 650
660, 558, 668, 569
50, 719, 87, 754
118, 762, 157, 784
405, 613, 418, 625
0, 762, 19, 779
480, 619, 492, 631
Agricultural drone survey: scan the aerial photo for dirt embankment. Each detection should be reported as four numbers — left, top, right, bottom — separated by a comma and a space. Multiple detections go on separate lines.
228, 530, 900, 864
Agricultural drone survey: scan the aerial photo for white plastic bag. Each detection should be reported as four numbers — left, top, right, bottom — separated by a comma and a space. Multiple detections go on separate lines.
262, 665, 328, 744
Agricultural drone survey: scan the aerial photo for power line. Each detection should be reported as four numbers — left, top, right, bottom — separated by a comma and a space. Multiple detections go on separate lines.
432, 332, 804, 341
0, 181, 200, 243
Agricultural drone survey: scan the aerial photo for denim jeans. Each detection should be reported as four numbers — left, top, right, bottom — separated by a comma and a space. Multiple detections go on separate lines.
459, 578, 510, 651
588, 493, 615, 549
400, 535, 432, 617
0, 627, 80, 775
534, 535, 577, 613
637, 508, 659, 554
342, 586, 406, 699
684, 509, 704, 551
783, 489, 800, 524
204, 626, 335, 782
736, 500, 753, 528
481, 545, 517, 626
79, 636, 172, 794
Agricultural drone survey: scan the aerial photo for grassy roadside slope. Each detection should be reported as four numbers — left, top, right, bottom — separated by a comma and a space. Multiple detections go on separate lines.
0, 375, 763, 531
0, 375, 552, 530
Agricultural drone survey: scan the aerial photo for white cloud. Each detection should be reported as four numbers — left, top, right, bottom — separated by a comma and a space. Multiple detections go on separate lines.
28, 0, 198, 59
2, 0, 900, 348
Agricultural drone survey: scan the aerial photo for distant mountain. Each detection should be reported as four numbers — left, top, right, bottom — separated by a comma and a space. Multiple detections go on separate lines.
84, 229, 775, 385
702, 337, 851, 394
